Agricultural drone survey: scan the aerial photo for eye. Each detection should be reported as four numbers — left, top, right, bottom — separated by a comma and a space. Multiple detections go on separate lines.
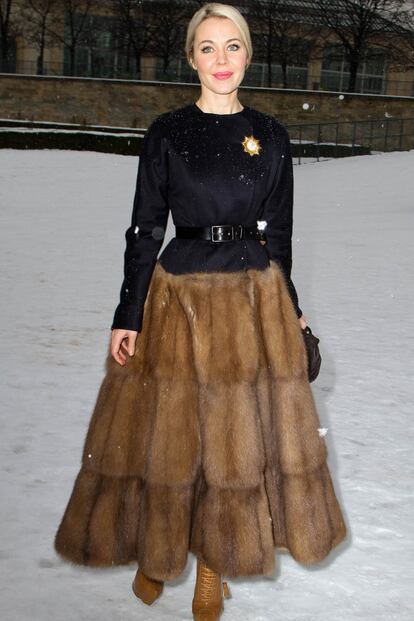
200, 43, 241, 53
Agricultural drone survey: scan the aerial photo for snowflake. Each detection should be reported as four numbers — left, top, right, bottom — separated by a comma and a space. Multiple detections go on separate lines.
318, 427, 328, 437
257, 220, 267, 230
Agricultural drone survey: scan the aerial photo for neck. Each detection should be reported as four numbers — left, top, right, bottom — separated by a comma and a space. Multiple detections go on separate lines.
195, 98, 243, 115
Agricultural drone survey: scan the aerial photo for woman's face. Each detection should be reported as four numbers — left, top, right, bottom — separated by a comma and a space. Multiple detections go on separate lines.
191, 17, 248, 96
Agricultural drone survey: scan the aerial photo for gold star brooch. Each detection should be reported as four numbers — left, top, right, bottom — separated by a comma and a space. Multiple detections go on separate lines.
242, 135, 261, 156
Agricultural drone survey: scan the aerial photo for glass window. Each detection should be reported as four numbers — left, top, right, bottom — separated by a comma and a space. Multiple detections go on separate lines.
321, 43, 386, 94
64, 13, 117, 78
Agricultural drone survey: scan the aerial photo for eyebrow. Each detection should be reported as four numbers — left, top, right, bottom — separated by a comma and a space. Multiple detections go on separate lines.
198, 38, 241, 45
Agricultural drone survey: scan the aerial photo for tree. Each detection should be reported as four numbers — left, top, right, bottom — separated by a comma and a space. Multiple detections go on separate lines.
313, 0, 408, 92
404, 6, 414, 67
385, 3, 414, 70
0, 0, 18, 71
247, 0, 324, 88
147, 0, 188, 78
20, 0, 59, 74
45, 0, 97, 76
111, 0, 155, 79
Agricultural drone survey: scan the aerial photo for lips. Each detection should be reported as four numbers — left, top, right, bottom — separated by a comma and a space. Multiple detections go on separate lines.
213, 72, 233, 80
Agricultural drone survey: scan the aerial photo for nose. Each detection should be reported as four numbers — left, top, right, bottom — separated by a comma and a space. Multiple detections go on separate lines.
216, 48, 229, 64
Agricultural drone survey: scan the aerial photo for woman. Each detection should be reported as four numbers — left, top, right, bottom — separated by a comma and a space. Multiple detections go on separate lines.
54, 3, 347, 619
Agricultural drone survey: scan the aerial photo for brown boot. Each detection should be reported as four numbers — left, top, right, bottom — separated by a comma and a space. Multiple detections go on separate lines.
192, 557, 231, 620
132, 568, 164, 605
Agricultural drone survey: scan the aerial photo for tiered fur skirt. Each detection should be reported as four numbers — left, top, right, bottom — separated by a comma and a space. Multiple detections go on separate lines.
54, 259, 347, 581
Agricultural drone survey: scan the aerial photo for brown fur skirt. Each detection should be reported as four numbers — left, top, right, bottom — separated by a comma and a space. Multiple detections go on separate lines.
54, 259, 347, 581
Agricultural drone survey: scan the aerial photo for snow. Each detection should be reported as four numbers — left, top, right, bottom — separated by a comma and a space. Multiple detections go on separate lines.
0, 147, 413, 620
0, 128, 142, 137
0, 118, 145, 131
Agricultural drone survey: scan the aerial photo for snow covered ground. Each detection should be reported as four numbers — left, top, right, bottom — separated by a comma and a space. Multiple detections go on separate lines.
0, 147, 413, 620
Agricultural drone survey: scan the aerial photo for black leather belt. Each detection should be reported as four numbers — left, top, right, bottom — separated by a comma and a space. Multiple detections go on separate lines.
175, 224, 266, 242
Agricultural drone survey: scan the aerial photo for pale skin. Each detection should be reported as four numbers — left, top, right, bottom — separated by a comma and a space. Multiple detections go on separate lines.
111, 16, 307, 365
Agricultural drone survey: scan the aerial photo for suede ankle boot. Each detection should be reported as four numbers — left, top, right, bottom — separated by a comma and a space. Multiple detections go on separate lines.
132, 568, 164, 605
192, 557, 231, 620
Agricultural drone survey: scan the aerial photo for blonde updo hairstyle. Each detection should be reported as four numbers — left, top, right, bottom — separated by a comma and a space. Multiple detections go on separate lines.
185, 2, 253, 70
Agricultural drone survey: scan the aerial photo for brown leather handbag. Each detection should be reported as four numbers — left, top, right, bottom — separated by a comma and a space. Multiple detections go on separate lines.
301, 326, 322, 382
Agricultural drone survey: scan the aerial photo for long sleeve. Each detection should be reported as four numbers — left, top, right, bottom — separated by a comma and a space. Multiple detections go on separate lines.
111, 118, 170, 331
261, 124, 303, 318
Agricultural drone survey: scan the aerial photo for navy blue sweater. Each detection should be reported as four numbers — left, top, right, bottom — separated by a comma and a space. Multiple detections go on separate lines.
111, 102, 303, 332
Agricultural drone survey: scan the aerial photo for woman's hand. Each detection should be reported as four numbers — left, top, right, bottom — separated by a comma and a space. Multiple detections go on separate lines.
111, 329, 138, 366
299, 314, 308, 330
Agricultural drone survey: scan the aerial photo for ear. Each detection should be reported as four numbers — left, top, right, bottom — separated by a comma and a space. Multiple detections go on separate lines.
188, 51, 197, 71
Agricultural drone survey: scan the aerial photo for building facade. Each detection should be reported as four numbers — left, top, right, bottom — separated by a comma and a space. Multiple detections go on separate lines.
2, 0, 414, 97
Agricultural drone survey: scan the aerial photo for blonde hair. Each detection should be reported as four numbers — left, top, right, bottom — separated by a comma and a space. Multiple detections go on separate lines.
185, 2, 253, 69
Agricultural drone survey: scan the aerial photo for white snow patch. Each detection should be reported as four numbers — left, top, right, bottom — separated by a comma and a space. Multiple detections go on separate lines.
0, 147, 413, 620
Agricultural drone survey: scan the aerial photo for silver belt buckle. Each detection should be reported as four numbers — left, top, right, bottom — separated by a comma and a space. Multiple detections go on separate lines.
211, 224, 243, 242
211, 225, 226, 242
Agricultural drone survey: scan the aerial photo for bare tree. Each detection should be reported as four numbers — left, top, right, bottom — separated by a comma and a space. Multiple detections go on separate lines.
0, 0, 18, 71
404, 6, 414, 67
385, 3, 414, 69
44, 0, 96, 76
313, 0, 407, 92
111, 0, 156, 79
20, 0, 59, 74
246, 0, 324, 88
147, 0, 188, 78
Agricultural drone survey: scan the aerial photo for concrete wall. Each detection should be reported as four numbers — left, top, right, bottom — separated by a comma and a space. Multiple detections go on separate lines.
0, 73, 413, 129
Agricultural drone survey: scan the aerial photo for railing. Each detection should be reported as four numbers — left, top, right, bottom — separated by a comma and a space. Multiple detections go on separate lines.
0, 116, 413, 159
2, 58, 414, 98
286, 117, 414, 164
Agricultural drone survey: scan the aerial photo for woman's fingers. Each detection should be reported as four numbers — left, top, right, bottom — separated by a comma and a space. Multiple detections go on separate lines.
111, 329, 138, 365
127, 333, 137, 357
112, 335, 126, 365
118, 342, 127, 362
298, 314, 308, 330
